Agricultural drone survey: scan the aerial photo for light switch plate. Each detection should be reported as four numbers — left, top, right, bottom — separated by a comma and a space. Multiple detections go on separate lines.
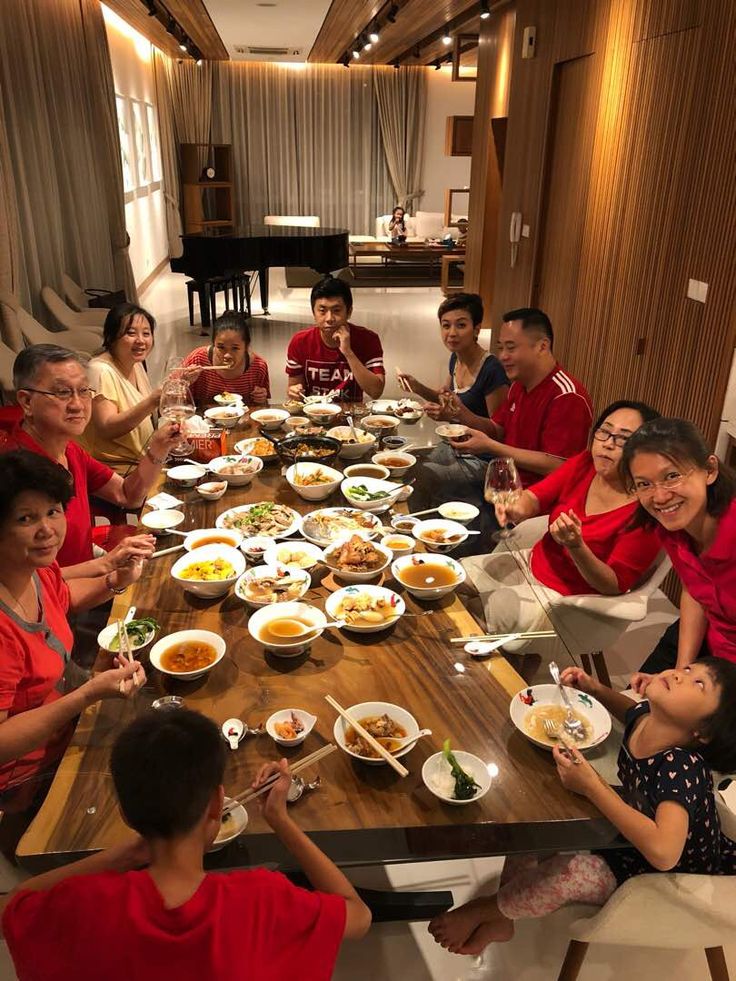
522, 26, 536, 59
521, 224, 530, 238
687, 278, 709, 303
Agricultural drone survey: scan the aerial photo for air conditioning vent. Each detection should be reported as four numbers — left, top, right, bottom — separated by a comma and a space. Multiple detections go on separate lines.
233, 45, 303, 57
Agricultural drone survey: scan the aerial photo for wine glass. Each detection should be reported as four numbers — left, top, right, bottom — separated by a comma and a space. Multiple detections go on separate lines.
484, 457, 522, 542
159, 378, 196, 457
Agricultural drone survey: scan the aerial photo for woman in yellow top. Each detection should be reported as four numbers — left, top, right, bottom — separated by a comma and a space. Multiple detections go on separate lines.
82, 304, 160, 471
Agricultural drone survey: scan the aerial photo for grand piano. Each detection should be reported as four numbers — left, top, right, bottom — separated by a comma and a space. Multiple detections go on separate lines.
170, 224, 349, 325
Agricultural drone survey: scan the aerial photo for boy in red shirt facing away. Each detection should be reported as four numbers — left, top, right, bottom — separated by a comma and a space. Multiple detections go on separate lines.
286, 277, 385, 403
1, 709, 371, 981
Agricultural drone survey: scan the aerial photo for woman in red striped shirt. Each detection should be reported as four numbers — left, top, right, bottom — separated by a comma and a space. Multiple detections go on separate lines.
182, 313, 270, 407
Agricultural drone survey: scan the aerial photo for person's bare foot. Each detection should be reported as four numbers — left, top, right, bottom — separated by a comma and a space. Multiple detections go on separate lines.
457, 913, 515, 955
428, 897, 497, 953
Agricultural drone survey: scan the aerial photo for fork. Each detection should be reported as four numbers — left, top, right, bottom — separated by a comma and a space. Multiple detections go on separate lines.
542, 719, 583, 761
549, 661, 586, 741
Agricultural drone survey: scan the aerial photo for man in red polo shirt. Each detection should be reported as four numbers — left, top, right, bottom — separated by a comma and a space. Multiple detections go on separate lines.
449, 308, 593, 487
286, 278, 385, 402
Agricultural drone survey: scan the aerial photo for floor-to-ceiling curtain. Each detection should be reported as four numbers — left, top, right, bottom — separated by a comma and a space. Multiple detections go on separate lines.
0, 92, 26, 301
0, 0, 134, 316
153, 50, 184, 258
373, 66, 427, 212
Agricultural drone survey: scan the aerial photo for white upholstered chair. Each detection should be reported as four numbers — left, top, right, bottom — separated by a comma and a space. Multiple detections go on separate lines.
0, 292, 98, 358
491, 515, 672, 686
62, 273, 91, 312
41, 286, 106, 331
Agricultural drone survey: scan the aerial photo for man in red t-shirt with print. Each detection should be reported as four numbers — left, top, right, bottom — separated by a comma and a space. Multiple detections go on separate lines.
286, 278, 385, 403
1, 709, 371, 981
449, 308, 593, 487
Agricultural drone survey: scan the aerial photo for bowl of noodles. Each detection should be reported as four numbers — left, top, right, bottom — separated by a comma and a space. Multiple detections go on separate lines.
509, 683, 611, 752
170, 544, 246, 599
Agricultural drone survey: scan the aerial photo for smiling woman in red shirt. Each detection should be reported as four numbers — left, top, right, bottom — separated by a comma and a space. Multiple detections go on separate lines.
621, 418, 736, 692
462, 401, 663, 650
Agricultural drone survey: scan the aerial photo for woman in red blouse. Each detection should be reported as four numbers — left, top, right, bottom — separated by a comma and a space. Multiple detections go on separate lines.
182, 312, 270, 407
462, 401, 662, 647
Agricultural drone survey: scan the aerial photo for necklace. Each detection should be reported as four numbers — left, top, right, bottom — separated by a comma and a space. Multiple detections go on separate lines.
0, 579, 39, 623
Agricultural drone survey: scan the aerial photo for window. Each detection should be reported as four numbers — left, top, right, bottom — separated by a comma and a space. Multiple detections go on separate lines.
115, 94, 161, 202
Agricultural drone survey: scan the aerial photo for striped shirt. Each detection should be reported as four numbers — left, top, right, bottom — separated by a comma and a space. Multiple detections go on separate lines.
492, 363, 593, 487
286, 324, 384, 402
182, 347, 270, 406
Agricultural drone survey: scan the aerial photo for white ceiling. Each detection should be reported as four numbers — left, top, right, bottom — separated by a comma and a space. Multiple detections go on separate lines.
204, 0, 333, 61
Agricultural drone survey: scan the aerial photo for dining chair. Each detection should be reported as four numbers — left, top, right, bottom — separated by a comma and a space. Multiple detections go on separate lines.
0, 291, 99, 357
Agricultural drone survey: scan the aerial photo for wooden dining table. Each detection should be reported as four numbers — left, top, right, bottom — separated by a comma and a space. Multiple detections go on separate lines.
17, 413, 620, 876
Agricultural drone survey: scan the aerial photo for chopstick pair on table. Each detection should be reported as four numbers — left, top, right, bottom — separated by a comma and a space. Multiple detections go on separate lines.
222, 743, 337, 815
449, 630, 557, 645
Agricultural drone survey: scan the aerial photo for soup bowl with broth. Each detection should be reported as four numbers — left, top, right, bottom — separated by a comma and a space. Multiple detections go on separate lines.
183, 528, 243, 552
509, 683, 612, 752
247, 601, 328, 657
391, 554, 465, 600
149, 629, 226, 681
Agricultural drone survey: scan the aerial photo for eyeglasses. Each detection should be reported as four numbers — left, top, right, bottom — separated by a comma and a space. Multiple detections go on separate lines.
22, 387, 96, 403
633, 469, 695, 497
592, 427, 630, 448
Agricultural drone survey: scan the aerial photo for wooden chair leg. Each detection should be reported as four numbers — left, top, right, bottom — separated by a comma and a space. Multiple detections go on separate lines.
186, 282, 194, 326
706, 947, 730, 981
592, 650, 613, 688
557, 940, 589, 981
580, 653, 592, 674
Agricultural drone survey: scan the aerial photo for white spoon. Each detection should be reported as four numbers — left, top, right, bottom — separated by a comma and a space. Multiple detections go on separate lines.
222, 718, 245, 750
393, 728, 433, 750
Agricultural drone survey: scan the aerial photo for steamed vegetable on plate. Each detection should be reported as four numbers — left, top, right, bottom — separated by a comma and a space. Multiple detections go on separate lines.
443, 739, 481, 801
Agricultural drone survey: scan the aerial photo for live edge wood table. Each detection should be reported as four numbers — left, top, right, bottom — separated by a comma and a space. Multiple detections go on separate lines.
17, 416, 617, 887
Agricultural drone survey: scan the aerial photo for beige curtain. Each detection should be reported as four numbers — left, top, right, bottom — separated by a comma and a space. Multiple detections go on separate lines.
211, 62, 393, 235
153, 50, 184, 258
0, 0, 130, 316
0, 87, 26, 300
374, 66, 427, 211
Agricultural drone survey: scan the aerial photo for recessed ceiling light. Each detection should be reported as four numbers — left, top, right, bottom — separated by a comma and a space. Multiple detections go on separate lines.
368, 31, 379, 43
442, 32, 452, 45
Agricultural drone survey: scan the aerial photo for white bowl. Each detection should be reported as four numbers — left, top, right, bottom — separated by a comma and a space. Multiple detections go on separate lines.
435, 423, 468, 443
362, 414, 400, 436
207, 454, 263, 487
371, 451, 416, 476
183, 528, 243, 552
325, 584, 405, 633
149, 628, 226, 681
166, 464, 207, 487
214, 392, 244, 407
97, 620, 157, 654
211, 798, 248, 850
366, 399, 399, 415
263, 541, 324, 571
509, 683, 612, 752
170, 544, 245, 598
391, 553, 466, 600
248, 601, 327, 657
204, 406, 245, 429
300, 507, 381, 547
323, 535, 393, 584
390, 514, 420, 534
333, 700, 419, 765
234, 564, 311, 609
380, 533, 415, 557
251, 408, 290, 431
195, 481, 228, 501
438, 502, 480, 524
413, 518, 469, 553
326, 426, 377, 460
286, 461, 343, 501
343, 463, 391, 481
141, 509, 185, 535
304, 403, 342, 424
340, 475, 405, 512
265, 709, 317, 747
393, 400, 424, 422
240, 536, 276, 562
284, 415, 311, 432
422, 750, 492, 805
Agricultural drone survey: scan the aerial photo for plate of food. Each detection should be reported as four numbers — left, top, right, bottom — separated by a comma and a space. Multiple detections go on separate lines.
207, 455, 263, 487
412, 518, 469, 553
203, 406, 246, 429
213, 391, 244, 406
333, 700, 420, 764
263, 541, 324, 571
393, 398, 424, 421
211, 797, 248, 850
422, 741, 492, 805
323, 534, 392, 583
216, 502, 302, 539
250, 408, 290, 431
265, 709, 317, 747
301, 507, 381, 547
233, 436, 280, 462
97, 616, 159, 653
235, 565, 311, 609
325, 584, 404, 632
340, 475, 407, 513
509, 683, 611, 752
285, 461, 343, 501
325, 426, 376, 460
170, 545, 246, 598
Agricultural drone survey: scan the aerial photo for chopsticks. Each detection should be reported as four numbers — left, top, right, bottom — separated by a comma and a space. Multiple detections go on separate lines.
325, 695, 409, 778
116, 619, 133, 665
449, 630, 557, 645
222, 744, 337, 814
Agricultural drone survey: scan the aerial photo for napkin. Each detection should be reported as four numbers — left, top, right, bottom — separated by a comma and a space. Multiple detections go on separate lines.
146, 492, 184, 510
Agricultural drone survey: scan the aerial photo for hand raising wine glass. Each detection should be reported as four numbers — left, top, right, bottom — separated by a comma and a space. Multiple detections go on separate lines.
159, 378, 196, 457
484, 458, 522, 542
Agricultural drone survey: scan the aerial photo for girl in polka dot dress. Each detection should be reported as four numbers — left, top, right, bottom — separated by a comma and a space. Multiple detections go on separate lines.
429, 657, 736, 957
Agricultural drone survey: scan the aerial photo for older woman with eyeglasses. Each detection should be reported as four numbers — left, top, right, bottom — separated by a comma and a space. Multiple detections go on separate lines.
461, 401, 663, 647
3, 345, 179, 577
622, 418, 736, 693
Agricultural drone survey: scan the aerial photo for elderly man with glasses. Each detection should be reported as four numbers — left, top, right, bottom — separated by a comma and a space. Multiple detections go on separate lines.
4, 345, 179, 579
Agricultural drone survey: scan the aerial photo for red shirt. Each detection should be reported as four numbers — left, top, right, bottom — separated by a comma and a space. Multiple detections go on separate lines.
3, 428, 113, 566
286, 323, 384, 402
0, 565, 73, 792
182, 347, 271, 405
492, 364, 593, 487
528, 452, 662, 595
3, 867, 346, 981
657, 498, 736, 662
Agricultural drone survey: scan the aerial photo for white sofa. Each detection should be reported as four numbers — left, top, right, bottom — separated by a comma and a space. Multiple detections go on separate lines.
372, 212, 463, 242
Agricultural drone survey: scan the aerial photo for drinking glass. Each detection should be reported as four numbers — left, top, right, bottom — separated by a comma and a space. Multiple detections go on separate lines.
159, 379, 196, 456
484, 457, 522, 542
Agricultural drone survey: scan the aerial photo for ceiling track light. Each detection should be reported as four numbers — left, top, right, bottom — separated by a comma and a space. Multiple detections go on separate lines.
144, 0, 157, 16
364, 41, 372, 51
352, 49, 360, 59
480, 0, 491, 18
442, 29, 452, 45
387, 3, 399, 23
412, 43, 421, 58
166, 15, 176, 36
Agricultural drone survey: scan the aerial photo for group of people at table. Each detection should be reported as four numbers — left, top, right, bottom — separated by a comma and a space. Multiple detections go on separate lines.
0, 276, 734, 979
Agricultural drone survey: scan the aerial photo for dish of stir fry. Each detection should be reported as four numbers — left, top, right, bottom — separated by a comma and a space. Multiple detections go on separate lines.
219, 502, 300, 537
302, 508, 379, 545
326, 535, 385, 573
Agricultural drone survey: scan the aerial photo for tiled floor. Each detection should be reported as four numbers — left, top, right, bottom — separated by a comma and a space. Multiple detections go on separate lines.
1, 270, 722, 980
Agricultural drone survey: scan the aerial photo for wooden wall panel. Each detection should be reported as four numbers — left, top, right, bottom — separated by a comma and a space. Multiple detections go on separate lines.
102, 0, 228, 60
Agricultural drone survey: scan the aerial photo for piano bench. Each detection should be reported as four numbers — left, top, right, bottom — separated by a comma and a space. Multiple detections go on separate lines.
186, 276, 252, 331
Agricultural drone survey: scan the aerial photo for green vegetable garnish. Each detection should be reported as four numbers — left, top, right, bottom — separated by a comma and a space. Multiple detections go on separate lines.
348, 483, 390, 501
109, 617, 159, 650
442, 739, 481, 800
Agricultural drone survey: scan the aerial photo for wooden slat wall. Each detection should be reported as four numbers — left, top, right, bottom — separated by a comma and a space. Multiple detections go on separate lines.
473, 0, 736, 446
102, 0, 228, 60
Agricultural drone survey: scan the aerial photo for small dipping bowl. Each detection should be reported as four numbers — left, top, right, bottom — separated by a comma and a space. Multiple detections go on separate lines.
196, 481, 228, 501
422, 751, 492, 806
166, 464, 207, 488
284, 415, 311, 432
239, 536, 273, 563
343, 463, 391, 481
141, 509, 185, 536
438, 501, 480, 524
435, 424, 468, 443
382, 435, 411, 451
152, 695, 184, 711
204, 406, 245, 429
265, 709, 317, 747
371, 451, 416, 477
380, 533, 415, 557
390, 514, 420, 534
251, 408, 290, 431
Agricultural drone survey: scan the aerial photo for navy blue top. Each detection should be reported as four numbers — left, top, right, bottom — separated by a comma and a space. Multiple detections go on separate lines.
602, 701, 736, 884
448, 352, 508, 418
